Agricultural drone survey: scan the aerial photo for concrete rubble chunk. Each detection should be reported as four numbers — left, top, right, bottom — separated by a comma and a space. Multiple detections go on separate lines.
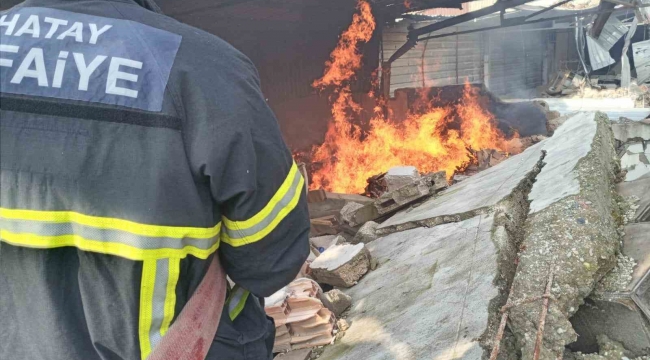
385, 166, 420, 192
321, 289, 352, 316
612, 119, 650, 143
508, 112, 621, 360
424, 170, 448, 191
309, 244, 371, 288
348, 202, 380, 227
351, 221, 379, 244
340, 202, 364, 225
375, 178, 431, 215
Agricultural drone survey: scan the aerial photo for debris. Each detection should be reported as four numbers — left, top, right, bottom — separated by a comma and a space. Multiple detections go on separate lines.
274, 349, 313, 360
452, 174, 470, 183
308, 189, 327, 203
310, 235, 346, 254
423, 171, 448, 191
620, 143, 650, 181
324, 192, 374, 205
321, 289, 352, 317
592, 254, 637, 297
384, 166, 420, 192
336, 319, 349, 332
310, 216, 339, 237
364, 173, 388, 198
309, 244, 371, 288
340, 202, 364, 225
347, 202, 380, 227
351, 221, 379, 244
265, 279, 336, 353
375, 178, 430, 215
476, 149, 509, 170
308, 192, 373, 219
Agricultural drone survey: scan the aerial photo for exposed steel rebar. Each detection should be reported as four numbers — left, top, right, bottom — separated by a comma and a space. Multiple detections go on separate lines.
500, 294, 555, 313
489, 311, 510, 360
533, 270, 555, 360
489, 279, 517, 360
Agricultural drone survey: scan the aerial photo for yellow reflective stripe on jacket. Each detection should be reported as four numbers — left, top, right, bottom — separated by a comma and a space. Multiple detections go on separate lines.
221, 162, 304, 247
0, 208, 219, 239
226, 285, 250, 321
139, 258, 181, 360
0, 208, 221, 261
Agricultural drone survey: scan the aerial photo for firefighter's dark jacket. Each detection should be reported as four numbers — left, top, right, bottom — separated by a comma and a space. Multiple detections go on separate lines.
0, 0, 311, 359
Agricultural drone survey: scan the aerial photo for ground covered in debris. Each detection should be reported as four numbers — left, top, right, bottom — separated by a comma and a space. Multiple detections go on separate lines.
272, 110, 650, 360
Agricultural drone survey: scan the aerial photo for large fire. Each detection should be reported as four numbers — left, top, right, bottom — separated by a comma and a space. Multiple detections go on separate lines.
309, 0, 514, 194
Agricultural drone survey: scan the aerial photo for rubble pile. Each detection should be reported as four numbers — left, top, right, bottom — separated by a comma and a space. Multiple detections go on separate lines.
289, 93, 650, 359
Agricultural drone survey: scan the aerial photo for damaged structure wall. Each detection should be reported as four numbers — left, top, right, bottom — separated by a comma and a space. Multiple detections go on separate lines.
382, 19, 555, 96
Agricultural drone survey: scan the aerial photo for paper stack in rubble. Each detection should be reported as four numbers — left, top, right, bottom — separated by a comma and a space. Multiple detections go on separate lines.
265, 278, 336, 353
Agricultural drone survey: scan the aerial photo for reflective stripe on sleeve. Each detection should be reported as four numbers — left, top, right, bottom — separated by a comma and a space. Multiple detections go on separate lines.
221, 162, 304, 247
226, 285, 250, 321
0, 208, 220, 261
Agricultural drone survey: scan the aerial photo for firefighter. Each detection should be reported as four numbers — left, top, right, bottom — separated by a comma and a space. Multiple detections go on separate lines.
0, 0, 310, 359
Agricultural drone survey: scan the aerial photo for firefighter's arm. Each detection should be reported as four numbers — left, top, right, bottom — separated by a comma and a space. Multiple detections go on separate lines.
181, 45, 310, 298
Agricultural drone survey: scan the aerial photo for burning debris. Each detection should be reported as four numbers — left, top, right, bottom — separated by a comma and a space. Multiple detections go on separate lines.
277, 0, 650, 359
305, 0, 524, 195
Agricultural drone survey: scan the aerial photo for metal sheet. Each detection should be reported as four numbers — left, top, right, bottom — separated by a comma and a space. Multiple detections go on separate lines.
621, 17, 637, 88
634, 39, 650, 83
587, 34, 615, 70
597, 16, 628, 50
636, 0, 650, 24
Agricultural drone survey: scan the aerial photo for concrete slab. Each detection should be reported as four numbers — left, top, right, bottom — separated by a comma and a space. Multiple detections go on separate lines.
379, 112, 600, 234
508, 112, 620, 360
377, 141, 545, 233
528, 112, 599, 213
318, 214, 512, 360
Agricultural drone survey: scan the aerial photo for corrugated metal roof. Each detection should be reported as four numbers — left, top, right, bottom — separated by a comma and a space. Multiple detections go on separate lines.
596, 16, 628, 50
586, 35, 616, 70
412, 0, 496, 18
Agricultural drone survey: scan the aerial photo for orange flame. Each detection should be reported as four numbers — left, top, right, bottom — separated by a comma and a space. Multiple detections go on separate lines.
310, 0, 513, 194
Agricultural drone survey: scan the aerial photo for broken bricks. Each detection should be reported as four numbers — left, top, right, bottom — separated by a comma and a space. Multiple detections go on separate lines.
309, 243, 371, 288
266, 279, 336, 353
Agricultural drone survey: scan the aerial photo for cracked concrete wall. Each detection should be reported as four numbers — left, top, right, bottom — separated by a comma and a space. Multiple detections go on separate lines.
508, 112, 620, 360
